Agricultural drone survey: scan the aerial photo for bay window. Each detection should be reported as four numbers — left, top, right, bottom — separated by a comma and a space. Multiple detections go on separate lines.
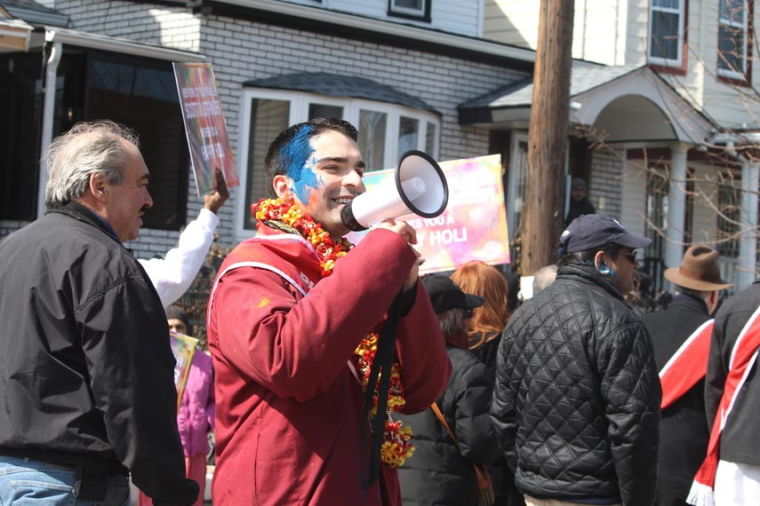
236, 88, 440, 233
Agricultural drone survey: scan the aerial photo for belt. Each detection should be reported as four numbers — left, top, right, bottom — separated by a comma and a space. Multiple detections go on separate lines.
0, 449, 123, 501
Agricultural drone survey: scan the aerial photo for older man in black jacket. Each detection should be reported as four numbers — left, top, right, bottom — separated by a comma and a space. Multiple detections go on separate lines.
641, 246, 731, 506
0, 121, 198, 505
491, 214, 661, 506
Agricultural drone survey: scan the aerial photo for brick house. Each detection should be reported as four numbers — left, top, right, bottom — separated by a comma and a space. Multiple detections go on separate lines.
1, 0, 534, 265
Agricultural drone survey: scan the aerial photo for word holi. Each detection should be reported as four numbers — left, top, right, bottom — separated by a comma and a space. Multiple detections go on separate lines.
410, 214, 468, 246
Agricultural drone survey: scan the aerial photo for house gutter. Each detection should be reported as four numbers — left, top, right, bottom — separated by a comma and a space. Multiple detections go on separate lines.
206, 0, 536, 65
51, 27, 205, 62
37, 30, 61, 219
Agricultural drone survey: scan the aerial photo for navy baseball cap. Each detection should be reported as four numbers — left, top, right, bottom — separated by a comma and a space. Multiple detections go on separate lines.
559, 214, 651, 254
422, 275, 484, 314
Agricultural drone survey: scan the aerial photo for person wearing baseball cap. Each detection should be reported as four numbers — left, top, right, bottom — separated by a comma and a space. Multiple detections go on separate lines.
558, 213, 651, 295
398, 275, 499, 506
422, 275, 485, 317
492, 214, 661, 506
641, 245, 732, 506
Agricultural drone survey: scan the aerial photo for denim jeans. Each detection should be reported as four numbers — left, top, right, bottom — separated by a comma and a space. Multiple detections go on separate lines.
0, 456, 129, 505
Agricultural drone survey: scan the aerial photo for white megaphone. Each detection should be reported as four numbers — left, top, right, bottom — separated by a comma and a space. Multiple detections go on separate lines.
341, 150, 449, 232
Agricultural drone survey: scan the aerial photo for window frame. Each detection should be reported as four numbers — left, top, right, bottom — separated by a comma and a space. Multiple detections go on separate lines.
387, 0, 431, 22
717, 0, 752, 85
235, 88, 441, 236
648, 0, 688, 73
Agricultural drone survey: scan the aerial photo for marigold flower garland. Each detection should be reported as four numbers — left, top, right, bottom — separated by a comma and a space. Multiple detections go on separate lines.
253, 197, 415, 467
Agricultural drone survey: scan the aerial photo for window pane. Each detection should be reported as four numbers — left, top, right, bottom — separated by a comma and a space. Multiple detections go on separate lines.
87, 54, 188, 230
398, 117, 419, 156
425, 122, 436, 154
720, 0, 744, 23
718, 24, 745, 73
394, 0, 424, 9
645, 169, 669, 261
308, 103, 343, 120
358, 110, 386, 171
653, 0, 679, 8
245, 98, 290, 230
0, 52, 42, 220
717, 180, 740, 258
650, 11, 679, 60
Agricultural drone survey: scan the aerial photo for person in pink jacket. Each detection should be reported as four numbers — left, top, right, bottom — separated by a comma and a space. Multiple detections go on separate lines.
140, 307, 214, 506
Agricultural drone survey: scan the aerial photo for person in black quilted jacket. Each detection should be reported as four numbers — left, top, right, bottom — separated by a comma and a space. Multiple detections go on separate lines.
491, 214, 662, 506
398, 275, 501, 505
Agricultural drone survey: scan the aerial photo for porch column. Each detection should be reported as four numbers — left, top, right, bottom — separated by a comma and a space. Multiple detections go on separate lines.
665, 142, 689, 273
738, 159, 759, 290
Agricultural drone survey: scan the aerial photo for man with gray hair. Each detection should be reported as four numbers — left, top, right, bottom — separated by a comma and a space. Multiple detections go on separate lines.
0, 121, 198, 505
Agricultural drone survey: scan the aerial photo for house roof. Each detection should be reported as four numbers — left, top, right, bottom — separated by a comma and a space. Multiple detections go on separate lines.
244, 72, 440, 115
460, 63, 642, 110
458, 63, 716, 145
0, 0, 68, 27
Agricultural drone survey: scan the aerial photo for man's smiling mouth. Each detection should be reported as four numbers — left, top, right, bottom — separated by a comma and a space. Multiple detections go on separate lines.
332, 196, 354, 206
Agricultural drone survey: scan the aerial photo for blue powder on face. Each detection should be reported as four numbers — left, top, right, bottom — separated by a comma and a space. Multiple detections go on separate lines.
281, 125, 314, 181
280, 125, 321, 203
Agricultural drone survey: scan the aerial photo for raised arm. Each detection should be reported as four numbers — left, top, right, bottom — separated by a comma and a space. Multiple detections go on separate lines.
211, 229, 418, 401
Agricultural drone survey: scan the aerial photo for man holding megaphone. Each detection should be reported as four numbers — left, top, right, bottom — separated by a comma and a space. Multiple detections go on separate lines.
206, 118, 452, 506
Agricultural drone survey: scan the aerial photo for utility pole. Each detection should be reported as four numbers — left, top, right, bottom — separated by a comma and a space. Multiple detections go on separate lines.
522, 0, 575, 274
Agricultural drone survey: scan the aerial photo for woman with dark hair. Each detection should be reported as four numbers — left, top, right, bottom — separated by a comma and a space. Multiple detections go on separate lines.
398, 275, 499, 506
452, 262, 523, 506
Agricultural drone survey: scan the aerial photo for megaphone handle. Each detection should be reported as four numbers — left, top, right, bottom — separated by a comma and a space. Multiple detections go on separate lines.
341, 204, 368, 232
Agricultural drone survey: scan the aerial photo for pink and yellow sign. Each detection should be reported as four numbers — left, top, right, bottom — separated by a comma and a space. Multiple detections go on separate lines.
169, 331, 198, 410
173, 62, 239, 195
351, 154, 509, 274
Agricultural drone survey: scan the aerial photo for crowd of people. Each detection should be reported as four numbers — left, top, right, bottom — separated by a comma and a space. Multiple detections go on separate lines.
0, 117, 758, 506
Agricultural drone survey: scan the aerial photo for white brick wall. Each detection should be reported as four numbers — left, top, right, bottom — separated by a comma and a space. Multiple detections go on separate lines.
48, 0, 528, 258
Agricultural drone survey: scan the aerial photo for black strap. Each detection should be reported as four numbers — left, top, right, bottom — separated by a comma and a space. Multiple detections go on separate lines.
360, 294, 402, 489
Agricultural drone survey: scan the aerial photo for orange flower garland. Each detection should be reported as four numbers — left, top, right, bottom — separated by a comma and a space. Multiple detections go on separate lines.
253, 197, 415, 468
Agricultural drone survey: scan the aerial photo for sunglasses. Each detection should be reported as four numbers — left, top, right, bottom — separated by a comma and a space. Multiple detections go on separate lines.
623, 250, 638, 264
463, 309, 474, 319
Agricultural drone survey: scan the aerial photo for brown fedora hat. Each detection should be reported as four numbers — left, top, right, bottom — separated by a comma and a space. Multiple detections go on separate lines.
664, 245, 733, 291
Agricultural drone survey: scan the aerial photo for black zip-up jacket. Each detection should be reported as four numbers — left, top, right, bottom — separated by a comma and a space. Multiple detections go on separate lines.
0, 202, 198, 505
641, 294, 710, 505
705, 281, 760, 467
491, 263, 661, 506
398, 346, 500, 505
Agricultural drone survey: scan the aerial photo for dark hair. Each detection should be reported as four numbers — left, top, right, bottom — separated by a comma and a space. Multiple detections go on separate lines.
558, 242, 624, 267
676, 286, 713, 299
438, 308, 469, 347
264, 117, 358, 196
166, 305, 191, 334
